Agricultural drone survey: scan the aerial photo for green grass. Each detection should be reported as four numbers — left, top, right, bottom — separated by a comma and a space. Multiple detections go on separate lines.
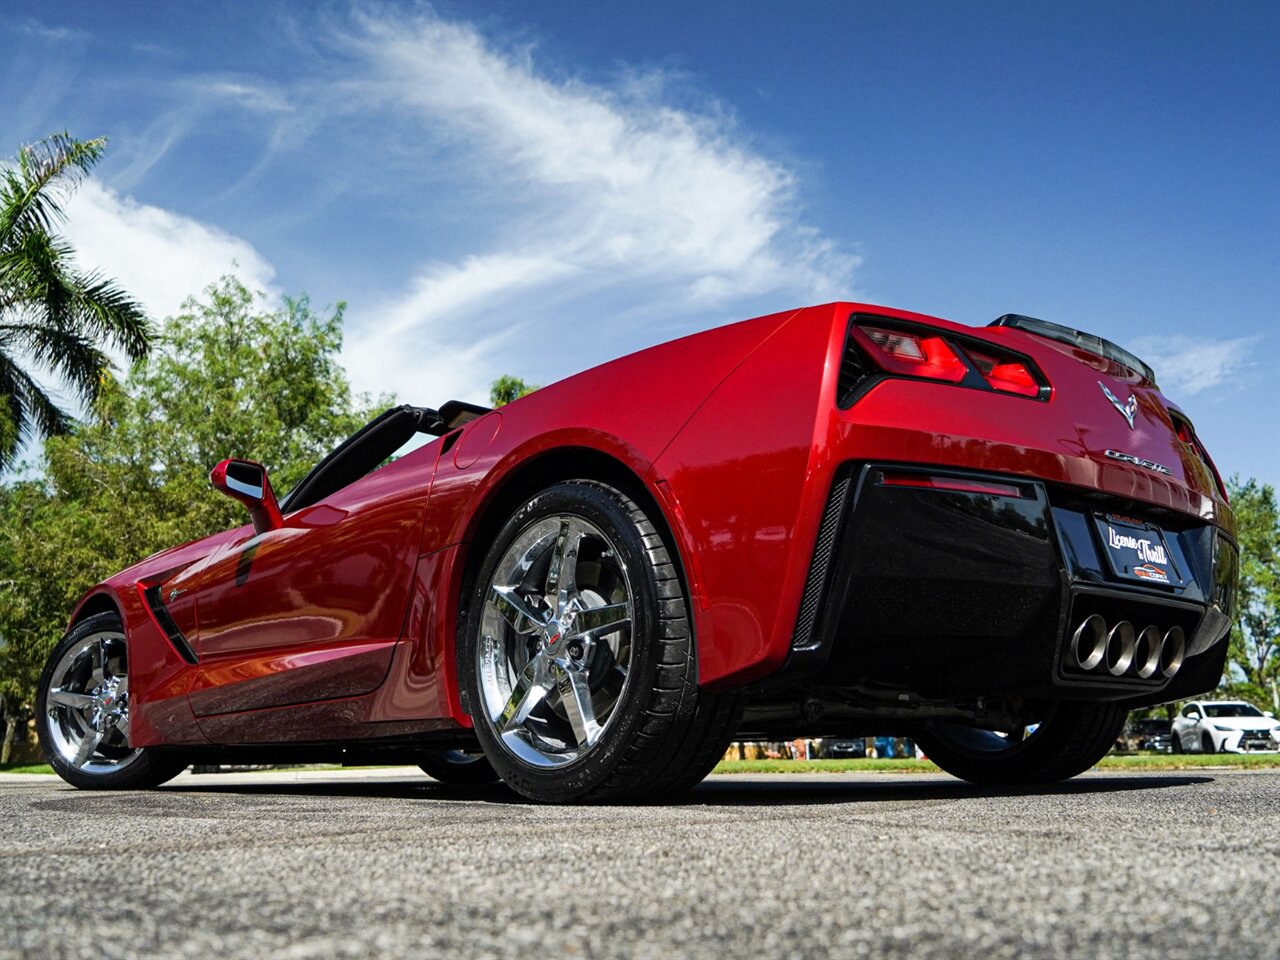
0, 763, 55, 775
5, 753, 1277, 780
712, 752, 1280, 775
714, 758, 941, 774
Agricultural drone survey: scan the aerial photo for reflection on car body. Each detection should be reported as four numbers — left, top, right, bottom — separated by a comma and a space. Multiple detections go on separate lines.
37, 305, 1241, 801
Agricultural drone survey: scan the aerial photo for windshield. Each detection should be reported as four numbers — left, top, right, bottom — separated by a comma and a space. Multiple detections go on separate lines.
1203, 703, 1265, 718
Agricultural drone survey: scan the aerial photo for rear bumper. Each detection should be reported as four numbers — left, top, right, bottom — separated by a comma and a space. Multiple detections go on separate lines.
780, 462, 1237, 704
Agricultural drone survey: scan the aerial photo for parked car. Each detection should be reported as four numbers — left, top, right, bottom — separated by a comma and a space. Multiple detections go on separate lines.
1170, 701, 1280, 753
37, 304, 1239, 801
1123, 717, 1172, 752
818, 738, 866, 759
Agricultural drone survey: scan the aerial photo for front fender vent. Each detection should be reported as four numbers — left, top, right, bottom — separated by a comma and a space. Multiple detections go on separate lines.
142, 585, 198, 664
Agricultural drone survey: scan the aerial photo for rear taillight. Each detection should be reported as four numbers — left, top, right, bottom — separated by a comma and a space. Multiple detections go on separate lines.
965, 349, 1041, 397
859, 326, 967, 383
1169, 410, 1229, 502
846, 318, 1049, 401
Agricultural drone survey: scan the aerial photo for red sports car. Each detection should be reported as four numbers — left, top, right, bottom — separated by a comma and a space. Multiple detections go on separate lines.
36, 303, 1238, 801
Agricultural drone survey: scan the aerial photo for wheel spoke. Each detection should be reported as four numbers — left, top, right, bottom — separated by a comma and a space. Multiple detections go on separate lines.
552, 664, 601, 748
114, 711, 130, 743
48, 689, 95, 711
499, 655, 550, 732
545, 519, 584, 612
490, 585, 546, 634
89, 640, 106, 687
569, 603, 631, 642
73, 727, 103, 767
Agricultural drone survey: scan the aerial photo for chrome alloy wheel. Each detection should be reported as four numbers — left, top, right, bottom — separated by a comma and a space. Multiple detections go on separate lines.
926, 718, 1044, 755
477, 514, 635, 768
43, 630, 142, 775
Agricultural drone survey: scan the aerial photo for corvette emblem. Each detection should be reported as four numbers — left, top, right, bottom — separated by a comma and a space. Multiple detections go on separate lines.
1105, 449, 1172, 475
1099, 381, 1137, 429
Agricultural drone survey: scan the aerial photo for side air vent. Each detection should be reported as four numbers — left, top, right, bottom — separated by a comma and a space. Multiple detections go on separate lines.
837, 323, 872, 407
142, 585, 198, 664
792, 471, 853, 648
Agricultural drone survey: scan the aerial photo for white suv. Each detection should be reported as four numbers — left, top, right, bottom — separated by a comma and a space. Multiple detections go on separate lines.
1171, 701, 1280, 754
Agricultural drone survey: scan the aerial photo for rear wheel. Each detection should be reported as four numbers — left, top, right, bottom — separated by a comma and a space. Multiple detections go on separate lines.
1170, 729, 1182, 753
417, 749, 500, 785
914, 701, 1126, 785
36, 612, 188, 790
460, 480, 738, 802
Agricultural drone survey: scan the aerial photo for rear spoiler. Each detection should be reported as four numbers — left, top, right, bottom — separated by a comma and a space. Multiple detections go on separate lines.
990, 314, 1157, 384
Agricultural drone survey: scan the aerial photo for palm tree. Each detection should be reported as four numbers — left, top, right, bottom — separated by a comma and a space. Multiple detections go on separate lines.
0, 132, 151, 472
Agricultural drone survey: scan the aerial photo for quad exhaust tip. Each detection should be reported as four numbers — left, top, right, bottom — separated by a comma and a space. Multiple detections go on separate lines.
1071, 615, 1108, 672
1134, 625, 1162, 679
1160, 626, 1186, 678
1069, 616, 1184, 680
1105, 621, 1136, 676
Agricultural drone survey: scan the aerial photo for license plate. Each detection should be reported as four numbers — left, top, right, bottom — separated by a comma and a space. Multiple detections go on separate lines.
1093, 512, 1186, 587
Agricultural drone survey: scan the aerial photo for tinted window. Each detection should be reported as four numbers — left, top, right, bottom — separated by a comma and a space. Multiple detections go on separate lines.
1203, 703, 1264, 718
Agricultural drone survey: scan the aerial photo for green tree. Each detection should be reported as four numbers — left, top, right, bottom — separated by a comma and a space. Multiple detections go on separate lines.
1222, 476, 1280, 710
489, 374, 539, 407
0, 276, 383, 715
1, 132, 151, 472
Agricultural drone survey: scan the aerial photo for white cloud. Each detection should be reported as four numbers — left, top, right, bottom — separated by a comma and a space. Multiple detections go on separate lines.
23, 7, 858, 411
20, 19, 89, 43
1130, 334, 1263, 397
61, 179, 278, 323
343, 253, 577, 404
196, 80, 294, 114
328, 8, 857, 404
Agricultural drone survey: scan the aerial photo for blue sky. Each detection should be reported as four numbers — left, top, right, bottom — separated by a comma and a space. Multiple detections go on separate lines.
2, 0, 1277, 489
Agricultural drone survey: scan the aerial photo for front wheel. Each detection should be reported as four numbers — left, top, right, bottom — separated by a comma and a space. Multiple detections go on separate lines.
36, 612, 188, 790
914, 701, 1127, 785
460, 480, 739, 803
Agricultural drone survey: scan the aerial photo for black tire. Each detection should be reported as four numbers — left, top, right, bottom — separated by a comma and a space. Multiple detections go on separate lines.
459, 480, 735, 803
1170, 729, 1182, 754
37, 612, 188, 790
418, 749, 501, 785
915, 701, 1127, 785
642, 688, 743, 797
1202, 731, 1215, 754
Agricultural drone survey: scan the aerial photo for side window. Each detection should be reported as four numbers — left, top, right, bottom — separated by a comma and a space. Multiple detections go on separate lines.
1181, 705, 1197, 718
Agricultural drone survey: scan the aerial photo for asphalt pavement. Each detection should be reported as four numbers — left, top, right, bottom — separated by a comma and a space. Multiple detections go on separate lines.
2, 766, 1278, 960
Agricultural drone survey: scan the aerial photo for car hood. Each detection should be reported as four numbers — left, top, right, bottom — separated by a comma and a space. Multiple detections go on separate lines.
1205, 718, 1278, 731
104, 524, 245, 589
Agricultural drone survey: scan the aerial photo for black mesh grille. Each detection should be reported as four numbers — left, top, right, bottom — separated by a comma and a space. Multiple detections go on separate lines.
792, 473, 852, 649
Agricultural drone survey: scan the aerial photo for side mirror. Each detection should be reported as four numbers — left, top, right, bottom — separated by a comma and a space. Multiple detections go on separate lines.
210, 459, 283, 535
1187, 711, 1201, 720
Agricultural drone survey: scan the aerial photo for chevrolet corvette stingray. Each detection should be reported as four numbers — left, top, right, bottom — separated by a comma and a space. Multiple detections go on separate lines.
37, 304, 1239, 801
